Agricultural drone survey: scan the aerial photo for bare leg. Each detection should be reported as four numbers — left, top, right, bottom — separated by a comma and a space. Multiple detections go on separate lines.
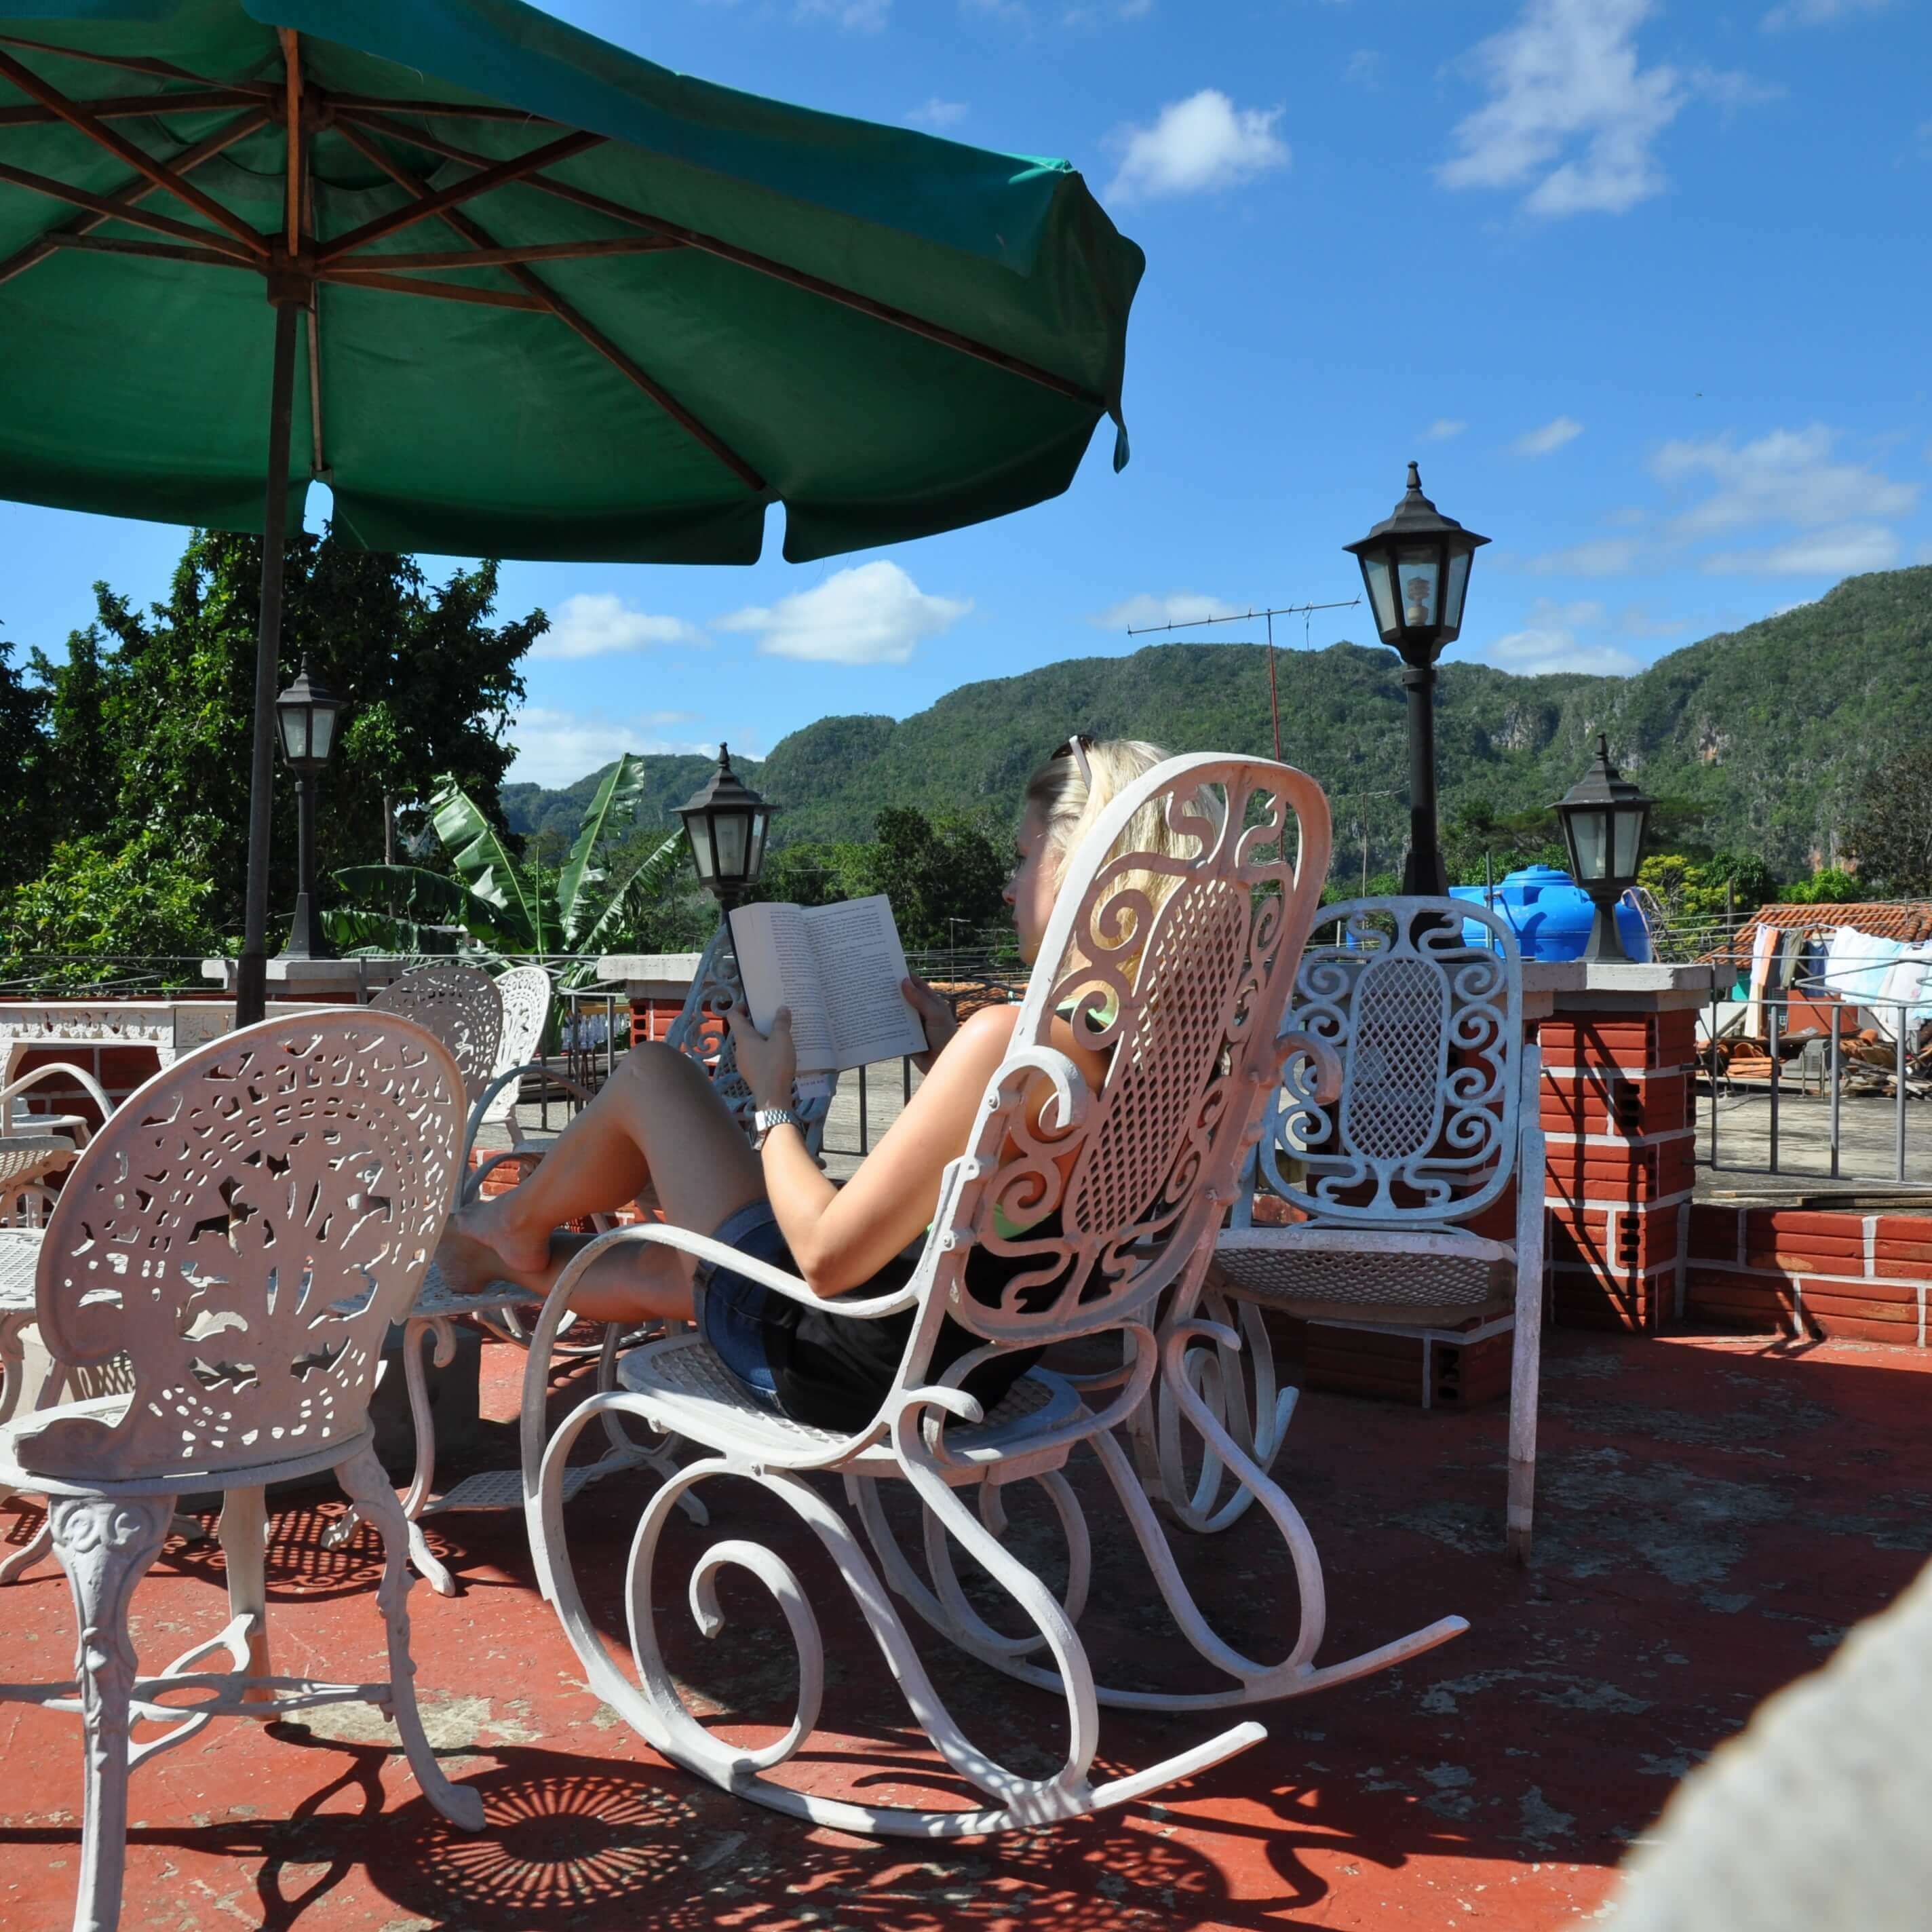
440, 1043, 763, 1290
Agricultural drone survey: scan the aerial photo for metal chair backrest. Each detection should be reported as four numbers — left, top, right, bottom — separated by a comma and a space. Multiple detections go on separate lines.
478, 965, 554, 1132
665, 926, 834, 1154
19, 1013, 463, 1484
927, 755, 1331, 1353
372, 961, 503, 1105
1245, 895, 1525, 1233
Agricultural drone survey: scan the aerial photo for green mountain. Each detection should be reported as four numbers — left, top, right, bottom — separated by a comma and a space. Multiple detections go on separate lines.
503, 566, 1932, 878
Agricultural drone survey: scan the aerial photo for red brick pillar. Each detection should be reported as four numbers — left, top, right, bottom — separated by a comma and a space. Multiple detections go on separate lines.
1539, 1001, 1701, 1332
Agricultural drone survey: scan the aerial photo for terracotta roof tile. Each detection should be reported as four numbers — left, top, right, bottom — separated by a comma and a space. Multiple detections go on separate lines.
1703, 900, 1932, 963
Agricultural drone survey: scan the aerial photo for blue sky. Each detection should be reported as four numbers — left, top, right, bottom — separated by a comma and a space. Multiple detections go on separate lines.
5, 0, 1929, 785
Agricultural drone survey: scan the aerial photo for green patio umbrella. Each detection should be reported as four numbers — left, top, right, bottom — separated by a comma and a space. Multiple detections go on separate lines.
0, 1, 1143, 1021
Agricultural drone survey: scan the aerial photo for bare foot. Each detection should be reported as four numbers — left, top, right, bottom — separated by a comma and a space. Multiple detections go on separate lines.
435, 1200, 552, 1295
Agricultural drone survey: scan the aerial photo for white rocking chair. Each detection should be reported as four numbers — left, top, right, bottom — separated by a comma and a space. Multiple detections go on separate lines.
519, 755, 1467, 1836
0, 1013, 482, 1932
1205, 895, 1547, 1562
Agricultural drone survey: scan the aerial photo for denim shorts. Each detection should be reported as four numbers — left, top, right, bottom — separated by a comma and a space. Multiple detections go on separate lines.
695, 1200, 792, 1412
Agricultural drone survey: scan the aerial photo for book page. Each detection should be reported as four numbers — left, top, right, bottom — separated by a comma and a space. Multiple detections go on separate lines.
803, 895, 929, 1070
729, 902, 836, 1073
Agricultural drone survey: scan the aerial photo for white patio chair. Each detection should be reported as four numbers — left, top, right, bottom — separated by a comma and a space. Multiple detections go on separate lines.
383, 933, 834, 1591
0, 1013, 482, 1932
1205, 895, 1547, 1562
519, 756, 1467, 1836
371, 959, 503, 1107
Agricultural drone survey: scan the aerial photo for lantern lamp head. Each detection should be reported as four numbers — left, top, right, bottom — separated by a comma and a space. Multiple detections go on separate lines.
1554, 734, 1654, 962
1343, 462, 1490, 665
676, 743, 774, 907
273, 663, 347, 777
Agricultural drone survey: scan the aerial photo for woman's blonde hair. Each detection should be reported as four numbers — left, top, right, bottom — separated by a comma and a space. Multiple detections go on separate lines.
1023, 737, 1203, 959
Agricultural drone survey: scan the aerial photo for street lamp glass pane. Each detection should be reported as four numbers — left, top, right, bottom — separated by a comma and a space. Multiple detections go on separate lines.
687, 819, 716, 878
1395, 549, 1440, 630
278, 706, 308, 761
1359, 555, 1397, 639
1566, 809, 1608, 881
750, 809, 769, 875
715, 811, 750, 880
1443, 548, 1471, 632
1612, 804, 1645, 878
311, 703, 338, 762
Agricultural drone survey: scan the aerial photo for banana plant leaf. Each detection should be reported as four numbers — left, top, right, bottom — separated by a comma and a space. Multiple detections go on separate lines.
560, 831, 685, 978
330, 861, 524, 948
429, 779, 543, 950
557, 752, 649, 948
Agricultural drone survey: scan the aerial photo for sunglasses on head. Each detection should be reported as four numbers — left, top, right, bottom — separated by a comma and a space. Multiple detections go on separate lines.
1055, 732, 1095, 790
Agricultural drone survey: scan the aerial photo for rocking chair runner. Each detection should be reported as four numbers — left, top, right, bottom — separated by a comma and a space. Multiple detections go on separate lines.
519, 755, 1468, 1836
0, 1013, 482, 1932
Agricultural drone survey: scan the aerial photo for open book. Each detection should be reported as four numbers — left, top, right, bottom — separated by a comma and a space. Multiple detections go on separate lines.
728, 894, 928, 1083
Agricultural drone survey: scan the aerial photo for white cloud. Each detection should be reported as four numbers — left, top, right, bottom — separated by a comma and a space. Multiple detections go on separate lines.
1514, 414, 1585, 457
1618, 604, 1689, 638
1092, 590, 1243, 631
529, 592, 706, 661
1106, 90, 1289, 204
1344, 49, 1381, 87
906, 98, 969, 130
1763, 0, 1890, 28
797, 0, 891, 28
1702, 526, 1901, 575
1653, 425, 1918, 539
718, 560, 971, 665
505, 708, 710, 788
1439, 0, 1686, 217
1488, 599, 1639, 675
1421, 418, 1467, 442
1524, 537, 1644, 575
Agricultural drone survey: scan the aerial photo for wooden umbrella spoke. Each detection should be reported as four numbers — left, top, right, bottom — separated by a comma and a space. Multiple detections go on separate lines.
0, 46, 267, 256
0, 103, 267, 287
332, 116, 765, 492
0, 88, 260, 128
338, 236, 680, 271
33, 233, 252, 270
0, 155, 263, 265
319, 94, 562, 124
332, 107, 1104, 409
316, 127, 604, 265
317, 267, 547, 311
0, 32, 273, 93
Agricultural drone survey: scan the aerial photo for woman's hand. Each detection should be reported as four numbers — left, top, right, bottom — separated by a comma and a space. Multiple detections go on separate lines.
902, 976, 959, 1076
725, 1001, 797, 1112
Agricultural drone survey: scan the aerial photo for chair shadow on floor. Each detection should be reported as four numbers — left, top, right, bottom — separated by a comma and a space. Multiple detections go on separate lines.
0, 1728, 1479, 1932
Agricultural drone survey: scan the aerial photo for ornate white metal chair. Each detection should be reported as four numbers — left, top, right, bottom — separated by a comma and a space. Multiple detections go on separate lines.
520, 756, 1467, 1836
0, 1013, 482, 1932
1207, 896, 1547, 1562
371, 960, 503, 1107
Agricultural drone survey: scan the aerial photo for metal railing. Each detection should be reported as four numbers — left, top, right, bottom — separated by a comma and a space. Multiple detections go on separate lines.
1702, 970, 1930, 1186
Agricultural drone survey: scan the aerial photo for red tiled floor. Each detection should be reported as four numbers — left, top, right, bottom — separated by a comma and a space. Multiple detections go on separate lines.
1, 1326, 1928, 1930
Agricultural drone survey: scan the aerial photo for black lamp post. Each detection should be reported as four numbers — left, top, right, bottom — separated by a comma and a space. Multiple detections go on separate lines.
273, 664, 347, 960
676, 743, 773, 910
1344, 463, 1490, 897
1555, 735, 1653, 963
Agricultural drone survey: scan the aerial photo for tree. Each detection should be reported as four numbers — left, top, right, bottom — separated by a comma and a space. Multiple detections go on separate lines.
1441, 798, 1566, 888
328, 756, 687, 982
851, 807, 1010, 951
1844, 743, 1932, 896
74, 527, 540, 933
0, 634, 50, 889
0, 828, 219, 988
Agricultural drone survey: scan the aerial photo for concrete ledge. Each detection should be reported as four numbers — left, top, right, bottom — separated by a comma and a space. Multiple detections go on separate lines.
596, 952, 703, 999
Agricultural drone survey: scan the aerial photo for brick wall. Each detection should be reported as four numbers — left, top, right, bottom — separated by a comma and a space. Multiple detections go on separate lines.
1685, 1205, 1932, 1346
1539, 1009, 1699, 1333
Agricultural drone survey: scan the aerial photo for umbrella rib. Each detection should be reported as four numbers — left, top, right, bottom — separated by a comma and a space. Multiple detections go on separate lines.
321, 95, 562, 124
35, 233, 251, 270
0, 33, 273, 94
0, 88, 260, 128
334, 108, 1103, 410
315, 128, 604, 265
0, 103, 267, 286
332, 117, 766, 494
317, 267, 548, 311
342, 237, 680, 270
0, 47, 268, 256
0, 156, 263, 265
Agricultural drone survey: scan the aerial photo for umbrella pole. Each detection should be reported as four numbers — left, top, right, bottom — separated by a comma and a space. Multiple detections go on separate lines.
234, 302, 302, 1030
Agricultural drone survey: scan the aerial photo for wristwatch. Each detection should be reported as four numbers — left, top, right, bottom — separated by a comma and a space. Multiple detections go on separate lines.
754, 1105, 805, 1144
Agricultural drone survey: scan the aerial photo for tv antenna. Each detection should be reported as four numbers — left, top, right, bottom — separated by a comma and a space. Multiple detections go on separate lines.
1125, 598, 1361, 761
